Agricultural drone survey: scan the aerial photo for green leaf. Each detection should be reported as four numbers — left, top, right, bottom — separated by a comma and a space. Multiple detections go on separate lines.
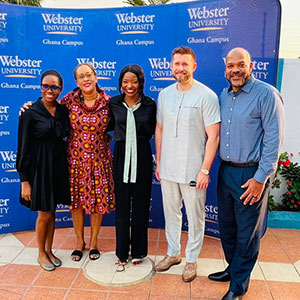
0, 0, 41, 6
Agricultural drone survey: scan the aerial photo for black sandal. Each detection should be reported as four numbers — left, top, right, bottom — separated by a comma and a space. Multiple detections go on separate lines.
89, 249, 100, 260
71, 250, 83, 262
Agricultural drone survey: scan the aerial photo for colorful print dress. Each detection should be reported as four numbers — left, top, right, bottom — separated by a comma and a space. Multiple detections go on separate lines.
60, 87, 115, 215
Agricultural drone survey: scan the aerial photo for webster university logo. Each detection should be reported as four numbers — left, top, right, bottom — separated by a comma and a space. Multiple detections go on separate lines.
115, 12, 155, 34
41, 13, 83, 34
0, 55, 42, 77
187, 6, 229, 31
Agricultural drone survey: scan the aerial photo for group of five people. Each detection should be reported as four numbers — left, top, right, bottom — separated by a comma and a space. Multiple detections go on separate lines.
16, 46, 284, 300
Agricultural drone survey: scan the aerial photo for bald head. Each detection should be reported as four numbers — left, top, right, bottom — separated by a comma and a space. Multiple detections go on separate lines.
226, 48, 251, 64
225, 47, 253, 92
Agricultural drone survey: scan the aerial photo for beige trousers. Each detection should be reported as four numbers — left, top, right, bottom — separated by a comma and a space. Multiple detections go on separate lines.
160, 179, 206, 263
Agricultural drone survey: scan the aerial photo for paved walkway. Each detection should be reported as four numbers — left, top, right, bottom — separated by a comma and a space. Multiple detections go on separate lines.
0, 227, 299, 300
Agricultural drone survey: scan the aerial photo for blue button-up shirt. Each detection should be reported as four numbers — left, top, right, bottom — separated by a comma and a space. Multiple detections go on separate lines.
219, 76, 284, 183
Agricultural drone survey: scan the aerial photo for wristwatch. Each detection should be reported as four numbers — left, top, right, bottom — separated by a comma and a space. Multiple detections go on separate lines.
201, 168, 209, 175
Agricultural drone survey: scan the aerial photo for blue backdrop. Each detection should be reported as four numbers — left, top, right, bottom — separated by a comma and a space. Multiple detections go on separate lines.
0, 0, 281, 236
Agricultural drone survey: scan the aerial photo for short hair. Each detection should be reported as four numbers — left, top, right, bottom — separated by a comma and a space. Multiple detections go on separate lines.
118, 64, 145, 97
41, 70, 63, 87
226, 47, 252, 64
172, 46, 196, 61
73, 63, 96, 80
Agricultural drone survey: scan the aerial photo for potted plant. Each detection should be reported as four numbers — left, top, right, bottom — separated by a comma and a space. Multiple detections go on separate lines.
268, 152, 300, 229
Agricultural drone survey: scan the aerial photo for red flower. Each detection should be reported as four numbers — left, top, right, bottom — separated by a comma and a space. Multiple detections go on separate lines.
287, 192, 292, 195
283, 159, 290, 167
291, 200, 295, 203
286, 181, 291, 185
278, 160, 284, 165
290, 153, 294, 157
294, 204, 298, 208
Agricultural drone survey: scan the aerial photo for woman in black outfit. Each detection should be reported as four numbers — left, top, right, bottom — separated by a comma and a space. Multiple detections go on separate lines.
17, 70, 70, 271
109, 65, 156, 267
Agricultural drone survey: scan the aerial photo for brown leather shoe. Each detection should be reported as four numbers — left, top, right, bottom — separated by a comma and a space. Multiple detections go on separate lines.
182, 262, 197, 282
155, 255, 182, 272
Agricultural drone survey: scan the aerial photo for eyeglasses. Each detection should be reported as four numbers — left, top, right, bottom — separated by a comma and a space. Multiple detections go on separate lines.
77, 73, 94, 80
41, 84, 61, 92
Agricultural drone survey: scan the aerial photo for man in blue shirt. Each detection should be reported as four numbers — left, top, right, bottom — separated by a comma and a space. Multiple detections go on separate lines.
208, 48, 284, 300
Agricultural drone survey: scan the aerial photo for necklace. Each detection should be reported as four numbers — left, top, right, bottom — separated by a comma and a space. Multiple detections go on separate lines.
80, 93, 101, 112
81, 92, 100, 102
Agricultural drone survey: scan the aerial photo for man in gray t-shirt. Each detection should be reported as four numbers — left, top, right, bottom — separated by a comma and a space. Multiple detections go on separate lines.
155, 46, 220, 282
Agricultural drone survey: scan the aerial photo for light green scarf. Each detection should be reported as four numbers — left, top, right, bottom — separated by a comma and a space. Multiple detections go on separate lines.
123, 102, 141, 183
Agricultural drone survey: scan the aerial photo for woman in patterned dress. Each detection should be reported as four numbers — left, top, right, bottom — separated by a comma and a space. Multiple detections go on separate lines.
60, 64, 115, 261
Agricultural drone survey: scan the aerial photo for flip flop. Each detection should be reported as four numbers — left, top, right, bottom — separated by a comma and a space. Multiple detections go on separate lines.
89, 249, 100, 260
115, 259, 128, 272
71, 250, 83, 262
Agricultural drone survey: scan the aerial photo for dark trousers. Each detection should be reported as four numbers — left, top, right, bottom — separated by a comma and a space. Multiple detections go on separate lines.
217, 162, 270, 295
114, 140, 153, 261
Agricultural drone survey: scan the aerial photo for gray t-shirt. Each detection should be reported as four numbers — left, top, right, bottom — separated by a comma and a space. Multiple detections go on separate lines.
157, 80, 220, 183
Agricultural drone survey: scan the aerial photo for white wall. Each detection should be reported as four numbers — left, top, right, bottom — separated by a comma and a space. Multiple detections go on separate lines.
279, 0, 300, 58
280, 59, 300, 159
271, 58, 300, 203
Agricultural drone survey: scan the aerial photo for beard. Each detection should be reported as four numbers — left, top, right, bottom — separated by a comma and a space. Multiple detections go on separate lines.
227, 71, 251, 89
173, 71, 192, 83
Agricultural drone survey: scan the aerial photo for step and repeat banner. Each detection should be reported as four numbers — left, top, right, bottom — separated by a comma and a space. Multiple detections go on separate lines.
0, 0, 280, 236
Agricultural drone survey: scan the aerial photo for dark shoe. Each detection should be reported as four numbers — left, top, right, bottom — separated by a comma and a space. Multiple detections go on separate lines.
89, 249, 100, 260
222, 290, 243, 300
37, 258, 55, 271
208, 270, 231, 282
71, 250, 83, 262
